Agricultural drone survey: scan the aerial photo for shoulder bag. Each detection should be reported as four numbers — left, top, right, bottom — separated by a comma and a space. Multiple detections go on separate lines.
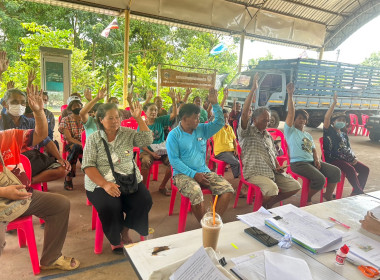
0, 153, 31, 222
101, 138, 138, 195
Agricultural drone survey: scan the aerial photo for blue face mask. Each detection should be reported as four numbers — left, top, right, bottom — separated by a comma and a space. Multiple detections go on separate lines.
334, 122, 346, 129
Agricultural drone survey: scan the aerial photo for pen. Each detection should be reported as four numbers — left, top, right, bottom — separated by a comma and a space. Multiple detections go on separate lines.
329, 217, 350, 229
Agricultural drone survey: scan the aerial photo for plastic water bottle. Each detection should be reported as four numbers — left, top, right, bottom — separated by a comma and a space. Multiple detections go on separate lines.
336, 244, 349, 265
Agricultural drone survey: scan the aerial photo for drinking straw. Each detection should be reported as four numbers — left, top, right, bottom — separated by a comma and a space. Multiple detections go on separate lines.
213, 195, 219, 225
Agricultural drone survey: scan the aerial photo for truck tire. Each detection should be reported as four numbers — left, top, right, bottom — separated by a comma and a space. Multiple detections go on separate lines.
306, 119, 322, 128
369, 132, 380, 142
269, 110, 280, 128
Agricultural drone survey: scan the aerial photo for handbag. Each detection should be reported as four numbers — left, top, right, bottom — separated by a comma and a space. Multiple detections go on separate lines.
0, 153, 31, 222
101, 138, 138, 195
22, 149, 57, 177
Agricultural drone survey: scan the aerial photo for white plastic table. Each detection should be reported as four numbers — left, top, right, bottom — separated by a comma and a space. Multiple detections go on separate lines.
125, 192, 380, 280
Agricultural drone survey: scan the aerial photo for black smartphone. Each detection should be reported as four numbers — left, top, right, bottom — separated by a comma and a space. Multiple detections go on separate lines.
244, 227, 279, 247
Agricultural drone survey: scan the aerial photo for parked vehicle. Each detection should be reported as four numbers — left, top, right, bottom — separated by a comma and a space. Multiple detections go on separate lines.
366, 115, 380, 142
226, 59, 380, 128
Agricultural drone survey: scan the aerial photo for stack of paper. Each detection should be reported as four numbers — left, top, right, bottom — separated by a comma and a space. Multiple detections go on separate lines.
265, 211, 343, 254
345, 232, 380, 269
370, 205, 380, 219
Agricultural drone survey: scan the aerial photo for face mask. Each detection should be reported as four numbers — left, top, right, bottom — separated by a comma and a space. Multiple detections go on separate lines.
8, 104, 26, 117
334, 122, 346, 129
72, 108, 81, 115
44, 103, 48, 109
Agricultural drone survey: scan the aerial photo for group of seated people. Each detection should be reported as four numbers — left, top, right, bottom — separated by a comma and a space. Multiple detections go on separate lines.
0, 49, 377, 273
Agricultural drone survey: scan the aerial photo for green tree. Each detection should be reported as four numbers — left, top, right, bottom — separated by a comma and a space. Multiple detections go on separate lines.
248, 51, 274, 68
362, 51, 380, 68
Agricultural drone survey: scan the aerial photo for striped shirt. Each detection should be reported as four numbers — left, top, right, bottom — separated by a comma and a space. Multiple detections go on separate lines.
82, 127, 153, 192
238, 121, 277, 180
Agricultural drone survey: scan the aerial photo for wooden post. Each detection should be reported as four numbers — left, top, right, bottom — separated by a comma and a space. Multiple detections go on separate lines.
123, 6, 132, 108
319, 47, 324, 60
238, 33, 245, 73
157, 64, 161, 97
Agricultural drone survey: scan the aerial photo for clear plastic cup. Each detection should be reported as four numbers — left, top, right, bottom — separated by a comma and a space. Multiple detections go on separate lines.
201, 212, 223, 250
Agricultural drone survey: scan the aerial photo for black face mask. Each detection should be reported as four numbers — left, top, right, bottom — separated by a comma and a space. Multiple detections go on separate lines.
72, 108, 81, 115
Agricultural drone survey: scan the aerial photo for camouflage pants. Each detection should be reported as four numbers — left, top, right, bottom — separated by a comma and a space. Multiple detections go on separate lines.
173, 172, 234, 205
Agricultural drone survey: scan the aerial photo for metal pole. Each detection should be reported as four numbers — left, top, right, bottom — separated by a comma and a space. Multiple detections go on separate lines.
318, 47, 324, 60
123, 7, 131, 108
238, 33, 245, 73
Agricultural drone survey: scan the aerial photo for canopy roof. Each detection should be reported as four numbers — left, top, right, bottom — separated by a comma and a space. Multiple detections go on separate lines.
28, 0, 380, 51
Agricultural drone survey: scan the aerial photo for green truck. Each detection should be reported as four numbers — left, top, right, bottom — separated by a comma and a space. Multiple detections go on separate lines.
227, 59, 380, 128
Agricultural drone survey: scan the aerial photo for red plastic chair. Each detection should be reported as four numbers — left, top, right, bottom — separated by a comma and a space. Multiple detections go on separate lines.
232, 120, 238, 136
61, 104, 68, 112
168, 168, 213, 233
319, 137, 346, 199
266, 128, 288, 166
233, 144, 263, 211
20, 155, 45, 224
7, 156, 41, 275
92, 206, 144, 254
81, 131, 93, 207
121, 118, 138, 130
360, 114, 370, 136
146, 160, 163, 189
58, 115, 69, 160
348, 114, 360, 135
7, 216, 40, 275
207, 138, 227, 176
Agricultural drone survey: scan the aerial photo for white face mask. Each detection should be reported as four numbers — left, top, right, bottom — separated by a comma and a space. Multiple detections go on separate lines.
8, 104, 26, 117
44, 103, 48, 109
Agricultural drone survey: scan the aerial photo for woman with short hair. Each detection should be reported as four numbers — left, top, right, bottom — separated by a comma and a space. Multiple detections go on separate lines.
82, 102, 153, 254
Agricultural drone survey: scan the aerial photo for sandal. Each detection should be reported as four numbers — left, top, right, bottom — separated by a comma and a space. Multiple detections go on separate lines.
64, 180, 73, 191
111, 244, 124, 255
40, 256, 80, 271
158, 187, 171, 196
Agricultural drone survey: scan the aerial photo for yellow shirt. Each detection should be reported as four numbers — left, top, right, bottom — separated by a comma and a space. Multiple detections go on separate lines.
213, 125, 236, 156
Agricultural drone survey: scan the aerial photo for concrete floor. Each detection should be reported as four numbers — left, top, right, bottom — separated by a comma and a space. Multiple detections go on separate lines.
2, 122, 380, 279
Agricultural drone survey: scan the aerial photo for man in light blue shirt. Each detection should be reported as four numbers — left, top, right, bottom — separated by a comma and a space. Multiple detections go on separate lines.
166, 89, 234, 222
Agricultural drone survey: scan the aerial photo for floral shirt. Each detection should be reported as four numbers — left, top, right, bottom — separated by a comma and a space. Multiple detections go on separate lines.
323, 125, 355, 163
82, 127, 153, 192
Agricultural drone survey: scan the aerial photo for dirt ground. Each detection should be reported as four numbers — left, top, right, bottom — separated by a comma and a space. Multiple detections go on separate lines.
1, 121, 379, 279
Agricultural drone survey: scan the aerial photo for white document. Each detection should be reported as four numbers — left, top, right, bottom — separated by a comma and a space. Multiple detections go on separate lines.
237, 207, 282, 239
264, 251, 313, 280
369, 205, 380, 219
231, 251, 266, 280
344, 232, 380, 269
265, 211, 343, 253
169, 247, 229, 280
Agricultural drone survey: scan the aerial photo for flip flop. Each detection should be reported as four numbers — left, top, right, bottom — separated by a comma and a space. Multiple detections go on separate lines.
40, 256, 80, 271
158, 187, 171, 196
64, 180, 73, 191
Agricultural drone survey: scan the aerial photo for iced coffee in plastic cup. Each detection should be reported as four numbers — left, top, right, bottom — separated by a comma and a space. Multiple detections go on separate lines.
201, 212, 223, 250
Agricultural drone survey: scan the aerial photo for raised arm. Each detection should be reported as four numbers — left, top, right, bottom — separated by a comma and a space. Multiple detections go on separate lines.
27, 69, 36, 88
142, 90, 153, 107
220, 87, 228, 108
131, 101, 149, 131
241, 73, 258, 130
27, 85, 48, 146
0, 51, 9, 81
168, 88, 177, 120
285, 83, 295, 127
80, 87, 106, 124
182, 88, 192, 103
126, 88, 134, 111
323, 93, 338, 129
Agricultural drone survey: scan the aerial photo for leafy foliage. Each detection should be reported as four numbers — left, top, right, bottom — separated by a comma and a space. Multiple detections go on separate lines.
362, 51, 380, 68
0, 1, 239, 106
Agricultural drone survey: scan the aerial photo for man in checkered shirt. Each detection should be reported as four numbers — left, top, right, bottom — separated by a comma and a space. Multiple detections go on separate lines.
238, 74, 300, 209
